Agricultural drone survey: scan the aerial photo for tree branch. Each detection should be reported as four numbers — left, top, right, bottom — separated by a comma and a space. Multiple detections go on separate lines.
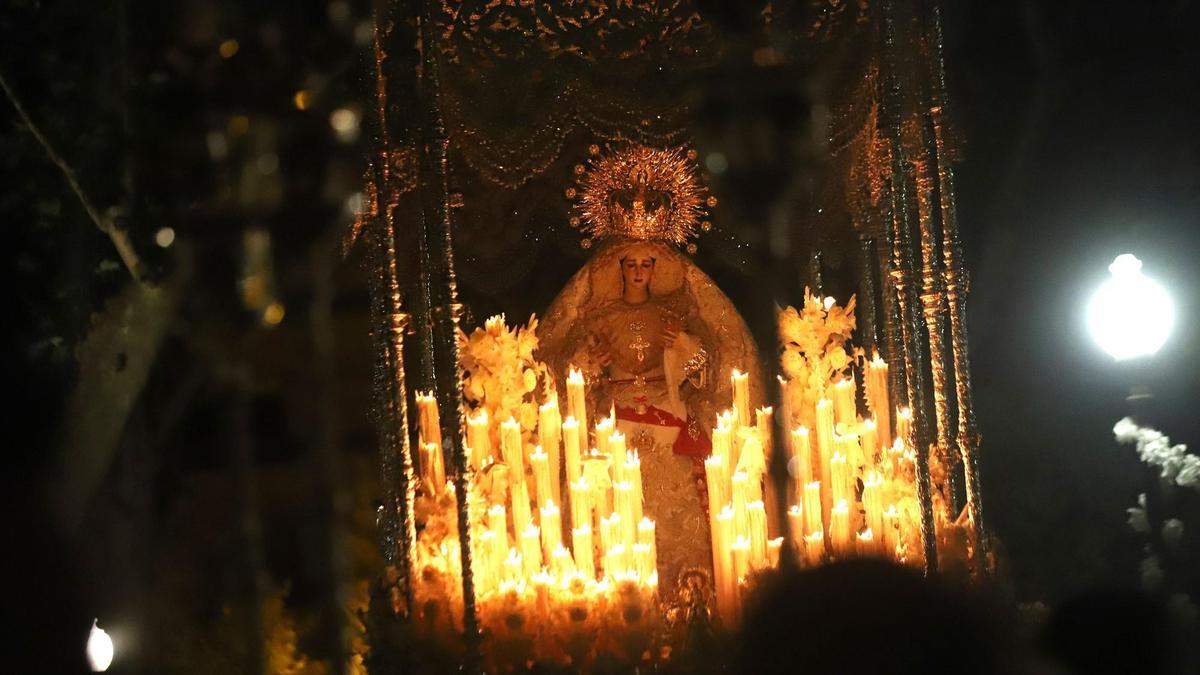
0, 69, 149, 283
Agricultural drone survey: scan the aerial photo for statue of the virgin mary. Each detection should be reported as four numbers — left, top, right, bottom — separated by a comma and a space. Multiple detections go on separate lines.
538, 145, 761, 591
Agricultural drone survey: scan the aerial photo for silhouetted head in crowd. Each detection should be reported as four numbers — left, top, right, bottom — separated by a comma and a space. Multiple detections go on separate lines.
1037, 588, 1198, 675
737, 559, 1019, 675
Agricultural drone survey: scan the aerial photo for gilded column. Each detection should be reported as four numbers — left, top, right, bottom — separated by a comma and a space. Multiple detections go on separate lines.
415, 2, 481, 666
879, 0, 938, 574
925, 0, 990, 573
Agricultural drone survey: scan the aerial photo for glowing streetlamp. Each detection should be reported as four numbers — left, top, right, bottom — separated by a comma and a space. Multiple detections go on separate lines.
87, 619, 114, 672
1086, 254, 1174, 361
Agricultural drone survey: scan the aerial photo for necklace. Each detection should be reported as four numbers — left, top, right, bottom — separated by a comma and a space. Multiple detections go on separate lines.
628, 320, 650, 362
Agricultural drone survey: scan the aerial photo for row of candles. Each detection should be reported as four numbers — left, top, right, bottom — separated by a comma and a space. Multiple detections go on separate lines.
413, 357, 919, 630
704, 359, 919, 624
415, 369, 661, 609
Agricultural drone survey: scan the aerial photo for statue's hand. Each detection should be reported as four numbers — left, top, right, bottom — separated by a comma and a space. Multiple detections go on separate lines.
659, 324, 680, 348
589, 344, 612, 367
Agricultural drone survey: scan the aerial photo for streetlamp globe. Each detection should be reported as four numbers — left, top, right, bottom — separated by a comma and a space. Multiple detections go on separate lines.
1086, 253, 1174, 361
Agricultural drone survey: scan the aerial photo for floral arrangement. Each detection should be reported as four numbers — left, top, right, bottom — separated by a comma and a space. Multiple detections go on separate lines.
777, 290, 860, 430
1113, 418, 1198, 615
458, 314, 552, 436
1114, 417, 1200, 490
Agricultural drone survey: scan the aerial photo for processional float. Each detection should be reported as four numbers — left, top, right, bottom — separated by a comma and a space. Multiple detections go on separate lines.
350, 0, 991, 670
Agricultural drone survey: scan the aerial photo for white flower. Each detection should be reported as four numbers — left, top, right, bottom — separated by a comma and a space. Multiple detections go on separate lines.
1140, 554, 1164, 591
1176, 455, 1200, 488
1161, 518, 1184, 550
1126, 500, 1149, 534
1113, 417, 1199, 492
1113, 417, 1140, 444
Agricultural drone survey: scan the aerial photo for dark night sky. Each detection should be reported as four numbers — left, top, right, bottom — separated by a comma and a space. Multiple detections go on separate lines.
949, 1, 1200, 600
7, 0, 1200, 671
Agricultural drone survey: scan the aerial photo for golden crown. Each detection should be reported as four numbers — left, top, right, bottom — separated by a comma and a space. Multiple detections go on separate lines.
568, 144, 715, 252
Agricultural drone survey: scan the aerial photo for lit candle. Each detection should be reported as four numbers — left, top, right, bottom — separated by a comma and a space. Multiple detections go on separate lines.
583, 452, 613, 518
633, 542, 653, 581
705, 454, 730, 521
838, 431, 864, 473
613, 480, 635, 547
637, 517, 657, 573
714, 506, 737, 623
815, 398, 835, 518
896, 406, 912, 446
599, 513, 617, 557
787, 504, 804, 551
488, 504, 509, 555
501, 416, 525, 482
767, 537, 783, 568
756, 406, 774, 464
538, 398, 563, 505
562, 416, 582, 484
478, 530, 499, 591
421, 441, 445, 496
415, 391, 442, 449
830, 499, 851, 556
731, 471, 750, 539
540, 500, 562, 561
712, 416, 732, 463
626, 451, 643, 525
803, 530, 824, 567
572, 525, 595, 578
732, 369, 751, 439
569, 478, 591, 532
503, 547, 523, 584
731, 535, 751, 584
607, 543, 628, 579
511, 480, 533, 537
856, 528, 877, 557
861, 418, 879, 471
737, 432, 765, 503
831, 378, 856, 428
520, 525, 542, 577
552, 545, 575, 579
885, 437, 906, 481
829, 451, 851, 507
882, 504, 900, 560
748, 500, 768, 569
803, 481, 823, 536
567, 368, 589, 452
866, 354, 890, 446
530, 446, 552, 509
790, 426, 813, 497
777, 373, 792, 431
467, 408, 491, 470
531, 571, 551, 616
607, 429, 626, 482
596, 416, 614, 458
862, 471, 884, 550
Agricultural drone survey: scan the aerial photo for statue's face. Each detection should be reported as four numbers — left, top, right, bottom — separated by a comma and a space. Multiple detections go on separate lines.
621, 250, 655, 292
